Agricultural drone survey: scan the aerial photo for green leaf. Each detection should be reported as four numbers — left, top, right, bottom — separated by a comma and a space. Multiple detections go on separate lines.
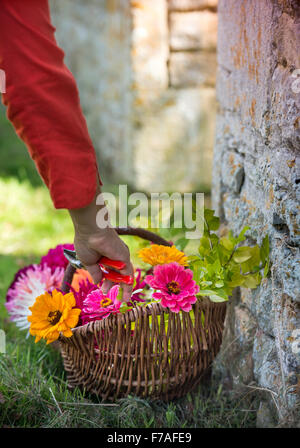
233, 247, 253, 263
197, 289, 218, 296
228, 271, 246, 288
209, 294, 228, 303
236, 226, 250, 243
215, 280, 224, 288
209, 217, 220, 231
204, 208, 220, 231
260, 235, 270, 264
198, 236, 211, 256
220, 237, 234, 251
187, 255, 200, 264
240, 246, 261, 273
210, 233, 219, 247
242, 272, 262, 288
204, 208, 215, 222
263, 258, 270, 278
120, 302, 133, 313
179, 208, 269, 302
175, 237, 189, 251
198, 288, 228, 301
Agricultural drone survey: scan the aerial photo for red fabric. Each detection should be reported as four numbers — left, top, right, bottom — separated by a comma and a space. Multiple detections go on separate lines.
0, 0, 100, 209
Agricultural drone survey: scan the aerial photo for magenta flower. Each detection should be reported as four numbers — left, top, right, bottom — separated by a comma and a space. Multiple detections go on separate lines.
70, 278, 99, 323
81, 285, 121, 325
130, 268, 147, 303
40, 243, 74, 273
144, 262, 199, 313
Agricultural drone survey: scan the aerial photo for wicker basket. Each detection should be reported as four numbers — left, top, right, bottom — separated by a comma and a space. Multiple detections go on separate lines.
59, 227, 227, 401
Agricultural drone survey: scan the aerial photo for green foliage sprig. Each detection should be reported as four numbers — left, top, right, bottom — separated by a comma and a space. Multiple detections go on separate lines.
186, 209, 270, 302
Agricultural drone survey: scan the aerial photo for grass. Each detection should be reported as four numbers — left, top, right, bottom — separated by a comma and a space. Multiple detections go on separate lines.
0, 309, 258, 428
0, 108, 258, 428
0, 243, 258, 429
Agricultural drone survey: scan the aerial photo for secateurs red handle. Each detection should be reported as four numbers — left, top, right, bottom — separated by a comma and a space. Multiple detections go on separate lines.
63, 249, 133, 285
99, 265, 133, 285
98, 257, 126, 271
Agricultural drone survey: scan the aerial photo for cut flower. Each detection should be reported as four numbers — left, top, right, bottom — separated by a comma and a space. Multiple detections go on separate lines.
71, 268, 94, 292
27, 289, 81, 344
81, 284, 121, 324
5, 264, 64, 331
138, 244, 188, 266
144, 262, 199, 313
40, 243, 74, 273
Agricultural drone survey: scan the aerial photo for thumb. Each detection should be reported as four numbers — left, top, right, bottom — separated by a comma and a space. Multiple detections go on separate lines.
85, 263, 103, 285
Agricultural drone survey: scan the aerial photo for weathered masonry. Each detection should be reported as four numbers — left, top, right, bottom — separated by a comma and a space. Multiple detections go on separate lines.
50, 0, 218, 192
213, 0, 300, 427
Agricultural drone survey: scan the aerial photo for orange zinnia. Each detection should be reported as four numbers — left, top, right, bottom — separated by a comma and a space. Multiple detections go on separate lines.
138, 244, 188, 266
71, 268, 94, 292
27, 289, 81, 344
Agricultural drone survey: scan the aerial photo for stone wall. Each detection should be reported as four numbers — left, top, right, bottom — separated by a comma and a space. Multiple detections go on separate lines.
50, 0, 218, 192
133, 0, 218, 192
213, 0, 300, 427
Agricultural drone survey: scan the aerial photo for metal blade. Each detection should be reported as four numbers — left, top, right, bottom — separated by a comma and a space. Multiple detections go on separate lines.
63, 248, 84, 269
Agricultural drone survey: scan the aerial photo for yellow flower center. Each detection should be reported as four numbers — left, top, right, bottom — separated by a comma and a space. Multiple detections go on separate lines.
48, 310, 62, 326
167, 281, 181, 295
100, 298, 112, 308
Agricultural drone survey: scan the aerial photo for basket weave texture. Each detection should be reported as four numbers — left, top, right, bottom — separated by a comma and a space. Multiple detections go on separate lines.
59, 227, 227, 401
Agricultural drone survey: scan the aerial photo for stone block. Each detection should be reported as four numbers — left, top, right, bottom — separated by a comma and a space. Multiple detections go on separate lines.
132, 0, 169, 91
221, 151, 244, 194
170, 11, 218, 51
133, 87, 216, 192
168, 0, 218, 11
169, 51, 217, 87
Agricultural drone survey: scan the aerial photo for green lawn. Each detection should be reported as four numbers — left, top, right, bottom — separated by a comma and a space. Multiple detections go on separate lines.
0, 253, 257, 428
0, 108, 258, 428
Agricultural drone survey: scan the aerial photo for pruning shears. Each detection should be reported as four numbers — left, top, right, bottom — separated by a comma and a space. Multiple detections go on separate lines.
63, 249, 133, 285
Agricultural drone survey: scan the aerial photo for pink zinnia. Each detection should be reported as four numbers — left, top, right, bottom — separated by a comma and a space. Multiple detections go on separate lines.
70, 278, 99, 324
81, 285, 121, 325
144, 262, 199, 313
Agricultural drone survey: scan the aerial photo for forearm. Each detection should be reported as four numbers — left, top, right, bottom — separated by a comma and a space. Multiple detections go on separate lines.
69, 180, 104, 236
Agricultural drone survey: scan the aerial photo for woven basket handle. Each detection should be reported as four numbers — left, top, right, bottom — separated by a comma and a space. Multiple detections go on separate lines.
61, 226, 172, 294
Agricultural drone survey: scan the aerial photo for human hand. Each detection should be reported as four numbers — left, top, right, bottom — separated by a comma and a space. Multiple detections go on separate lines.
68, 184, 134, 302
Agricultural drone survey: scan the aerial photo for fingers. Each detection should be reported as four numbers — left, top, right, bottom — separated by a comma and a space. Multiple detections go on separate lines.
85, 263, 103, 285
119, 261, 134, 302
122, 283, 133, 302
101, 278, 113, 295
101, 263, 134, 301
75, 229, 134, 302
